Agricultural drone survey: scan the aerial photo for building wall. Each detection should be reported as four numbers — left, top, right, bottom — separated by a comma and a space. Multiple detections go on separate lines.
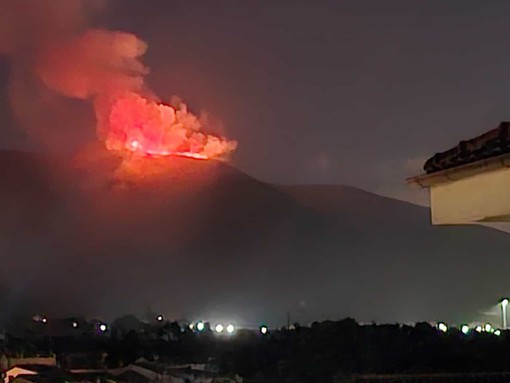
430, 167, 510, 224
7, 356, 56, 369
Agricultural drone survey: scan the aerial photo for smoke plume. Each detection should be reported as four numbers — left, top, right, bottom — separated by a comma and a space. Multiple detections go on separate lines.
0, 0, 236, 159
35, 29, 148, 100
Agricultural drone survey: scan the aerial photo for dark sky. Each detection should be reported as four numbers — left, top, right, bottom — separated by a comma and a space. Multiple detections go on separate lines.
5, 0, 510, 203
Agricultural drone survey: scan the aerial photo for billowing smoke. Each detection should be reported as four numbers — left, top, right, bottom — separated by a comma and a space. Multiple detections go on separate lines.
0, 0, 237, 159
0, 0, 104, 56
35, 29, 148, 100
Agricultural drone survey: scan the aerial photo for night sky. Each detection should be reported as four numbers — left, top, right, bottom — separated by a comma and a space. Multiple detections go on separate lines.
2, 1, 510, 203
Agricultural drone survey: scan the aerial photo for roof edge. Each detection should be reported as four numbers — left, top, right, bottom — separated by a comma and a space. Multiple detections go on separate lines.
407, 152, 510, 187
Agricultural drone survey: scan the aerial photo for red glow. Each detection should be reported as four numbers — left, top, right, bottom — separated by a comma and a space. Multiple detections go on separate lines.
104, 92, 237, 160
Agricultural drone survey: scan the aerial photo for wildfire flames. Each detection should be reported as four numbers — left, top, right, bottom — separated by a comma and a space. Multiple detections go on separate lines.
0, 1, 237, 166
104, 93, 237, 160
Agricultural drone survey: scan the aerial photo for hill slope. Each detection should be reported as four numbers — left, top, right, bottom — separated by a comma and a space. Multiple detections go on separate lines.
0, 150, 508, 326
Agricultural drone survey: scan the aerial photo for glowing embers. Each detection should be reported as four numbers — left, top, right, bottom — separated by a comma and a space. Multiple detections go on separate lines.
126, 138, 209, 161
129, 139, 141, 151
105, 92, 236, 161
127, 137, 209, 160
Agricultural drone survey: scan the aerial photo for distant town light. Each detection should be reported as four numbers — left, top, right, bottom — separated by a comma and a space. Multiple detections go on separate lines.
495, 329, 502, 336
215, 324, 224, 333
475, 325, 483, 333
157, 315, 164, 322
41, 317, 48, 324
226, 324, 235, 334
485, 324, 492, 333
260, 325, 268, 335
99, 323, 107, 332
461, 325, 469, 335
196, 322, 205, 332
72, 321, 78, 328
438, 323, 448, 332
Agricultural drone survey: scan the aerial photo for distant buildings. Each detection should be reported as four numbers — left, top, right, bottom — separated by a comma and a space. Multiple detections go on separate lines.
5, 356, 57, 369
1, 357, 243, 383
0, 314, 245, 382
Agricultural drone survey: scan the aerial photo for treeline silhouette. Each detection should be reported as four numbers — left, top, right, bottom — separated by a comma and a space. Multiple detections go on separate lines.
217, 319, 510, 382
5, 318, 510, 383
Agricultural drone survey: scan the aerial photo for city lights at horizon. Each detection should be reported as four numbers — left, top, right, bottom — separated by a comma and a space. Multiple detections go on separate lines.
28, 310, 510, 336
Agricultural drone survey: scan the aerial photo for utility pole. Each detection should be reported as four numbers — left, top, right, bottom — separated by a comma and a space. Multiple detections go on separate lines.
48, 320, 53, 356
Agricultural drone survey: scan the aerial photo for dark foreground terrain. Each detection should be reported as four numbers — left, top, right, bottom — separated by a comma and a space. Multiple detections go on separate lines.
3, 317, 510, 382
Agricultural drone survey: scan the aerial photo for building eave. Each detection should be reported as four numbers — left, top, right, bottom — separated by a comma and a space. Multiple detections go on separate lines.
407, 152, 510, 188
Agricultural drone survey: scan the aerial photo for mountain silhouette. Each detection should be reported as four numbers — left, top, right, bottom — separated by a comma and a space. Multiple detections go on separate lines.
0, 149, 508, 327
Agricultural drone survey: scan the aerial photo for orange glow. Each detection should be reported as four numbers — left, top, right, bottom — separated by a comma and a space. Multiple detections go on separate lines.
103, 92, 237, 161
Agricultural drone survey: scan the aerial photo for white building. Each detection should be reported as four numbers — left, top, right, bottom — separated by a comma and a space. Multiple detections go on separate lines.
409, 122, 510, 224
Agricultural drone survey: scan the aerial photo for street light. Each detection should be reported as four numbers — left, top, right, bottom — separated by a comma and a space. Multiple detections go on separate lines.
260, 325, 269, 335
215, 324, 224, 333
157, 315, 164, 322
438, 323, 448, 332
226, 324, 235, 334
501, 298, 509, 330
196, 322, 205, 332
461, 325, 469, 335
